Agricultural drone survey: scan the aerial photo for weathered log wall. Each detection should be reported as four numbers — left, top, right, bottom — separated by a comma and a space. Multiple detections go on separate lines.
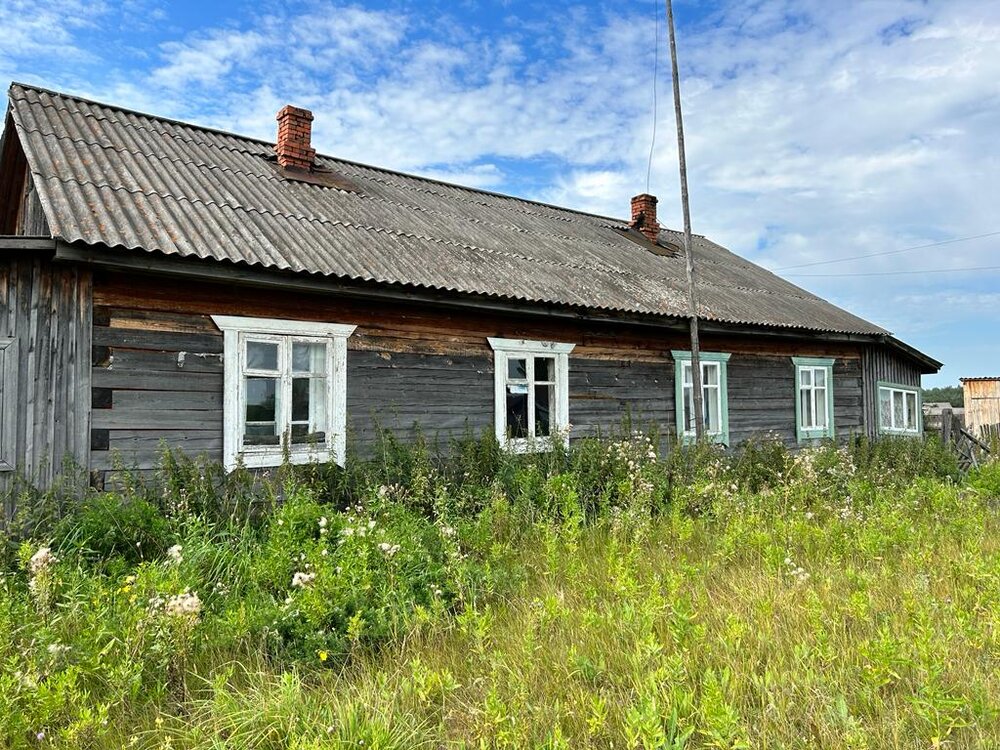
83, 271, 881, 480
0, 256, 91, 501
860, 345, 923, 437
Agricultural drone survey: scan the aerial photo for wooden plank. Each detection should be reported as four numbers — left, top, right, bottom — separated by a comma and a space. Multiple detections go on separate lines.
92, 369, 222, 392
92, 326, 223, 353
92, 409, 222, 430
112, 389, 223, 410
107, 348, 223, 373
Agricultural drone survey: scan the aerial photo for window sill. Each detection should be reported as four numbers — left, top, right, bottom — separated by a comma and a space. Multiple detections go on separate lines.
679, 432, 728, 446
235, 445, 337, 469
500, 436, 566, 454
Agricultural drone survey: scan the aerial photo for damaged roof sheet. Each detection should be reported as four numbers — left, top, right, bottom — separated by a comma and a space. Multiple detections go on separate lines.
7, 82, 890, 336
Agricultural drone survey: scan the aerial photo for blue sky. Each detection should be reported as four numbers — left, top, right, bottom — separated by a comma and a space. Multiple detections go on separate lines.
2, 0, 998, 386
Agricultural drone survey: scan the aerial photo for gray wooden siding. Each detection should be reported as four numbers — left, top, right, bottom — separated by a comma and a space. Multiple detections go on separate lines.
725, 354, 861, 445
569, 358, 673, 440
347, 350, 493, 449
90, 309, 224, 471
727, 354, 798, 445
860, 345, 923, 436
0, 257, 91, 501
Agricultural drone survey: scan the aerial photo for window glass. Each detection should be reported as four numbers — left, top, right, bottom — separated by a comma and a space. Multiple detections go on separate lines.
815, 385, 828, 428
535, 356, 554, 382
292, 342, 326, 374
247, 341, 279, 371
905, 391, 918, 431
245, 377, 278, 444
892, 390, 905, 428
507, 357, 526, 380
679, 359, 725, 436
879, 388, 892, 427
535, 382, 553, 437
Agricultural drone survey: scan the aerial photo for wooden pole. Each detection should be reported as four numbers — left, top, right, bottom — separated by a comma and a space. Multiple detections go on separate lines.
666, 0, 704, 440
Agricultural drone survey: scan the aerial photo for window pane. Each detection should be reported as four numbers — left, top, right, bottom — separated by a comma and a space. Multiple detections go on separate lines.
683, 384, 694, 432
535, 383, 553, 437
682, 362, 692, 386
246, 377, 276, 422
703, 362, 719, 386
879, 388, 892, 428
704, 386, 720, 432
247, 341, 278, 371
535, 356, 554, 382
507, 357, 526, 380
800, 368, 812, 387
506, 388, 528, 438
815, 368, 826, 388
815, 387, 827, 428
292, 342, 326, 374
800, 388, 813, 428
892, 390, 905, 428
292, 378, 310, 421
905, 392, 918, 430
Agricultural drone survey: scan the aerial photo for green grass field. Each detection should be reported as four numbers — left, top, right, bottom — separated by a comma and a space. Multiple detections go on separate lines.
2, 436, 998, 748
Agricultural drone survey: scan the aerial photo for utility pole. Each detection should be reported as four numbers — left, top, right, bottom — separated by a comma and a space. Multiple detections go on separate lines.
665, 0, 704, 440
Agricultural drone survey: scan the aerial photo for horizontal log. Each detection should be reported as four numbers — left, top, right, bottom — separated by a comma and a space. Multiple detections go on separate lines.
112, 390, 223, 410
93, 369, 222, 392
93, 326, 222, 353
92, 409, 222, 430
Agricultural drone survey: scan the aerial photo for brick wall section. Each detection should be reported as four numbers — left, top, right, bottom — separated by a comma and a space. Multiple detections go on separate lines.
275, 105, 316, 170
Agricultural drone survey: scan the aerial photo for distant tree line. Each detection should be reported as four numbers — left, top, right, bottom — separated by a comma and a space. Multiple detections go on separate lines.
922, 385, 964, 407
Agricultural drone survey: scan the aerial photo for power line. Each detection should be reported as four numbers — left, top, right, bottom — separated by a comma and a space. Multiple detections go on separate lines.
786, 264, 1000, 278
774, 230, 1000, 271
645, 1, 659, 194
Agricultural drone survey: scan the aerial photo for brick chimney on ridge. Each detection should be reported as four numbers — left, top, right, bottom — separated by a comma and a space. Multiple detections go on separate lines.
275, 105, 316, 171
630, 193, 661, 244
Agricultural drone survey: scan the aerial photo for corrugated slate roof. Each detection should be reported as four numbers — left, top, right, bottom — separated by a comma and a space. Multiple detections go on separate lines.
7, 82, 889, 336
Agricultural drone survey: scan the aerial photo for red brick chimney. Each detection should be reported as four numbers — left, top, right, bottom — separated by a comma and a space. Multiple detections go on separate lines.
630, 193, 661, 243
275, 105, 316, 171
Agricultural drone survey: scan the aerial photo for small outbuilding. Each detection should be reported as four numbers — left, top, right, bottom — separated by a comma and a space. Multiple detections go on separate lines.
961, 378, 1000, 441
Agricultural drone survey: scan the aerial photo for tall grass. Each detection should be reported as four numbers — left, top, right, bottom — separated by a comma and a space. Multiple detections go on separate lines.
1, 431, 993, 748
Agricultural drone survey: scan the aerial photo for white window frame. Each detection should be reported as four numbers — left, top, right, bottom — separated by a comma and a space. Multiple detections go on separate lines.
487, 337, 574, 453
877, 381, 922, 436
673, 351, 730, 444
212, 316, 356, 470
0, 337, 18, 471
793, 357, 835, 442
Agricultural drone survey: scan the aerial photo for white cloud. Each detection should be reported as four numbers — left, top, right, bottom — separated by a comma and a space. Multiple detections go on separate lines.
3, 0, 998, 381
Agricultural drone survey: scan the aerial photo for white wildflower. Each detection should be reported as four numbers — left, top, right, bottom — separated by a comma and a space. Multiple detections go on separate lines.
167, 544, 183, 564
47, 643, 70, 656
163, 590, 202, 620
291, 571, 317, 589
29, 547, 58, 575
378, 542, 401, 557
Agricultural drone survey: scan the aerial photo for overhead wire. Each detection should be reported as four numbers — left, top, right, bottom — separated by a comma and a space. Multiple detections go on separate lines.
774, 230, 1000, 271
785, 264, 1000, 278
645, 0, 660, 194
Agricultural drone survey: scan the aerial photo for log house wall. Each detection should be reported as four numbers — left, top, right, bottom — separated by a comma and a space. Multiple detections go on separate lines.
89, 272, 876, 476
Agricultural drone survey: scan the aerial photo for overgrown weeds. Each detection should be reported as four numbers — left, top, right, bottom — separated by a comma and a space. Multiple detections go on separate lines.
1, 430, 993, 749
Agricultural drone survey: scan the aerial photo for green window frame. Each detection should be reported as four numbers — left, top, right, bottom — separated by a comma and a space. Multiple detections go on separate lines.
877, 381, 922, 436
793, 357, 835, 442
672, 351, 730, 445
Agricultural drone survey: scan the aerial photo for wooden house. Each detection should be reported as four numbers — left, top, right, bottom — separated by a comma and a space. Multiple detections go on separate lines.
0, 83, 940, 491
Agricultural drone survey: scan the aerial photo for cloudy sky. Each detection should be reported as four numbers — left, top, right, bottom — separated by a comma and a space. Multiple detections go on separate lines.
2, 0, 997, 385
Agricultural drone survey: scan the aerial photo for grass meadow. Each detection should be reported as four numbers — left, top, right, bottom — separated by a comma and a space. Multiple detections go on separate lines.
1, 433, 998, 749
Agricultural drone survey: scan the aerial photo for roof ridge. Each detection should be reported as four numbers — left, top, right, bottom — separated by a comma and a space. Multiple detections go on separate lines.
8, 81, 633, 227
